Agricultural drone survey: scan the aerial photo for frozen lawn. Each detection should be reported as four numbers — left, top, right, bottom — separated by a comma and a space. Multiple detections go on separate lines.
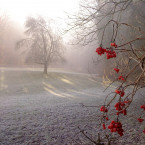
0, 68, 109, 145
0, 68, 144, 145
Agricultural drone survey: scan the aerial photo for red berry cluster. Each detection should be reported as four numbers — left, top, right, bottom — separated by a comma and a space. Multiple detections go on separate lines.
114, 68, 120, 73
111, 43, 117, 48
115, 102, 128, 116
115, 89, 125, 97
96, 44, 117, 59
108, 120, 124, 136
140, 105, 145, 110
106, 50, 116, 59
100, 106, 108, 112
118, 75, 125, 81
137, 104, 145, 123
96, 42, 145, 137
96, 47, 106, 56
138, 118, 144, 123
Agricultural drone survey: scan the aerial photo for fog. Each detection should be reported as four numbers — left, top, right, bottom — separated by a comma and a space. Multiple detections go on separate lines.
0, 17, 24, 66
1, 0, 143, 75
0, 0, 102, 74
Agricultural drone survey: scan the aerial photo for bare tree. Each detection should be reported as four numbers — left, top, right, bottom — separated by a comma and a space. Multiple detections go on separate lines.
17, 16, 65, 74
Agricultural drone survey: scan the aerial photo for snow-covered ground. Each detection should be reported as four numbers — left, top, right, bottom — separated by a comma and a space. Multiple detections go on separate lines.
0, 68, 144, 145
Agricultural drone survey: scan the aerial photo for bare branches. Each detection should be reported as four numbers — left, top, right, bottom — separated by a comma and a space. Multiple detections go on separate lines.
67, 0, 145, 144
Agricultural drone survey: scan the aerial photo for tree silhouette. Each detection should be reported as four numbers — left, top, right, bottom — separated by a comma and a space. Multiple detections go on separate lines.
17, 16, 64, 74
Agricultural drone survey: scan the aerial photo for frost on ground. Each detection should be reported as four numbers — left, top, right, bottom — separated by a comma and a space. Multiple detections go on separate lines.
0, 68, 144, 145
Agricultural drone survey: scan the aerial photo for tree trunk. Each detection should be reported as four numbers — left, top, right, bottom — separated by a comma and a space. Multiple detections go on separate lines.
43, 62, 47, 74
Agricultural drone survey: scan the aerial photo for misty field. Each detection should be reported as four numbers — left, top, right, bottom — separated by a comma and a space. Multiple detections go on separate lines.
0, 68, 144, 145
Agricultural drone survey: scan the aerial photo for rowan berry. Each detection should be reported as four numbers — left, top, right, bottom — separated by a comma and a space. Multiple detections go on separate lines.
140, 105, 145, 110
115, 90, 125, 97
100, 106, 108, 112
102, 123, 106, 129
106, 50, 116, 59
111, 43, 117, 48
118, 75, 125, 81
114, 68, 120, 73
96, 47, 106, 56
108, 121, 124, 136
138, 118, 144, 123
106, 117, 109, 121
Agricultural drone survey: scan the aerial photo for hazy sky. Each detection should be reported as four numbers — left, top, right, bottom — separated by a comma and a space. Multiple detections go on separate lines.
0, 0, 80, 25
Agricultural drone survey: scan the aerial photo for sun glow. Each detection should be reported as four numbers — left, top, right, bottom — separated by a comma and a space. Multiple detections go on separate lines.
0, 0, 79, 25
